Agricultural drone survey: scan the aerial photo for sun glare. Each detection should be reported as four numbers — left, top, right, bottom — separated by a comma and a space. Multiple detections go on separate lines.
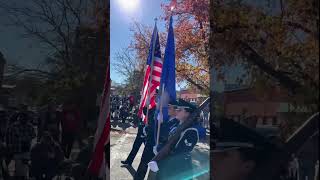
117, 0, 139, 13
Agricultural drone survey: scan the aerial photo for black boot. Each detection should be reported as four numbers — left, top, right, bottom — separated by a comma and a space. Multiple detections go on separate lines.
121, 160, 132, 166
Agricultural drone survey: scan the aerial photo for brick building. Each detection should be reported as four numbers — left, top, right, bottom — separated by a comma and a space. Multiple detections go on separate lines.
223, 86, 312, 129
178, 88, 207, 105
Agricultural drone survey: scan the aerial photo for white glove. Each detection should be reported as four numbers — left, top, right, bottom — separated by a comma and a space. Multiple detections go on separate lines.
148, 161, 159, 172
153, 145, 158, 155
157, 113, 163, 123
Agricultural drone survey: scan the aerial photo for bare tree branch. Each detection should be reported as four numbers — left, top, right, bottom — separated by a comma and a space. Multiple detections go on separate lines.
112, 48, 141, 79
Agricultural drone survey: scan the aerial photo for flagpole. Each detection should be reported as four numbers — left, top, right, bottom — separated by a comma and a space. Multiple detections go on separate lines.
155, 8, 175, 146
145, 18, 158, 125
156, 85, 165, 146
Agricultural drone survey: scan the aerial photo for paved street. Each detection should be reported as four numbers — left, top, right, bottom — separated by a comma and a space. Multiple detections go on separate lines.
110, 127, 143, 180
110, 124, 210, 180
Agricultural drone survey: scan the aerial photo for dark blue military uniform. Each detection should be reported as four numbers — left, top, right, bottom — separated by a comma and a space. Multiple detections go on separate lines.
156, 117, 179, 151
156, 122, 205, 180
134, 107, 157, 180
156, 100, 206, 180
155, 99, 180, 153
121, 120, 145, 165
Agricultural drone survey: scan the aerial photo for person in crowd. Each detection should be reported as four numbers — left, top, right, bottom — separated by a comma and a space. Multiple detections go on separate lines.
30, 131, 64, 180
0, 105, 11, 179
75, 136, 94, 167
129, 95, 135, 109
0, 105, 8, 142
0, 105, 9, 179
288, 154, 299, 180
119, 104, 129, 124
131, 105, 139, 127
6, 112, 36, 180
8, 107, 20, 125
39, 102, 61, 143
314, 160, 319, 180
203, 106, 209, 129
61, 102, 81, 158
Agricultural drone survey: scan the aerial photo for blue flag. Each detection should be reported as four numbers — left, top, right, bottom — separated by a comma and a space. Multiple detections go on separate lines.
154, 16, 176, 144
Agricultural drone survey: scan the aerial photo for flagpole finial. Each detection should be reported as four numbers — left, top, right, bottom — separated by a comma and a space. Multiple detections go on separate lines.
170, 5, 175, 11
154, 18, 158, 27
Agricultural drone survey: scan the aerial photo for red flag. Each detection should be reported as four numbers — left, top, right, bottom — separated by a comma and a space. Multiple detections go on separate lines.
88, 60, 110, 179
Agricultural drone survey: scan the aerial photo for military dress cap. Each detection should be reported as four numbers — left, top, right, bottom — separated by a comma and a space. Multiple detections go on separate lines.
213, 118, 278, 152
176, 99, 197, 113
168, 99, 179, 107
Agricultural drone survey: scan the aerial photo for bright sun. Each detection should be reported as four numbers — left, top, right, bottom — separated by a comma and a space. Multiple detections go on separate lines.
117, 0, 139, 13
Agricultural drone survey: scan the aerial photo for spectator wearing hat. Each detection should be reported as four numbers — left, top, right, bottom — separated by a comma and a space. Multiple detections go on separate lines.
149, 99, 206, 180
212, 118, 282, 180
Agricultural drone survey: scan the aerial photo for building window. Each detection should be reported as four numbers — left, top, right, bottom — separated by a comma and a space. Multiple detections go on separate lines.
272, 117, 278, 125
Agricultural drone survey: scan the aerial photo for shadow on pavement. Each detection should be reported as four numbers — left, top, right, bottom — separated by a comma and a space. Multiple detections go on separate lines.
120, 165, 137, 177
111, 119, 133, 130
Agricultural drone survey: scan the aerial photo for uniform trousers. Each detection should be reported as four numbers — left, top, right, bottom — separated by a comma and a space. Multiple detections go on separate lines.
126, 124, 145, 164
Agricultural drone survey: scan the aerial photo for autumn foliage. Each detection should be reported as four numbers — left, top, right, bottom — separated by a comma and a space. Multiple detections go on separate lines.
210, 0, 319, 108
129, 0, 210, 92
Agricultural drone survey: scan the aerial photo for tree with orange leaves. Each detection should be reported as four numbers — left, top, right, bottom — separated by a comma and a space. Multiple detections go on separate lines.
122, 0, 210, 93
162, 0, 210, 92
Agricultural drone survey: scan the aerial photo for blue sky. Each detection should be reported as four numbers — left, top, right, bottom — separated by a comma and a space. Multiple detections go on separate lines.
110, 0, 166, 84
0, 10, 49, 69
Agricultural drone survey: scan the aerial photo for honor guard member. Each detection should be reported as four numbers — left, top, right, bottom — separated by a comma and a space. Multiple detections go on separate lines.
212, 118, 283, 180
154, 99, 180, 153
121, 117, 146, 166
149, 99, 206, 180
134, 89, 159, 180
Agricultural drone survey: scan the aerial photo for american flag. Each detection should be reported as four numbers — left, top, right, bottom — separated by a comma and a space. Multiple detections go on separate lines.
87, 59, 110, 179
138, 24, 163, 124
